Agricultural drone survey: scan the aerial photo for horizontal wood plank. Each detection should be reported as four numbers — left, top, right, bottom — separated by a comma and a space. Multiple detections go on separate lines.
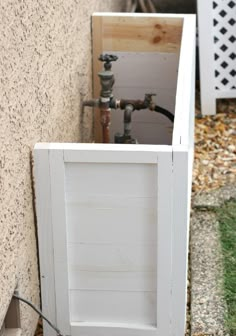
68, 270, 156, 292
69, 290, 157, 325
66, 203, 156, 244
96, 16, 183, 53
65, 163, 157, 196
67, 243, 157, 272
71, 322, 157, 336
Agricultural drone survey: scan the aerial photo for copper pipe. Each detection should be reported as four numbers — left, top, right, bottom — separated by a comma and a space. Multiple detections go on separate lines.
120, 99, 147, 110
100, 105, 111, 143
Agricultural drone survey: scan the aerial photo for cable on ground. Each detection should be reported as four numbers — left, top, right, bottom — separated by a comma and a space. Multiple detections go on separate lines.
13, 293, 64, 336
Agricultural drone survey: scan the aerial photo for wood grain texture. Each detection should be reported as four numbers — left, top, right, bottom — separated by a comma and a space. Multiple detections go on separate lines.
95, 15, 183, 53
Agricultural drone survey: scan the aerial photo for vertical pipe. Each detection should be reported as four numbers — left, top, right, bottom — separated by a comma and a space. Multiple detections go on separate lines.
100, 105, 111, 143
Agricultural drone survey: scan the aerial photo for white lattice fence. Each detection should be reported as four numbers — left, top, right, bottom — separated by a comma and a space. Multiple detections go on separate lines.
198, 0, 236, 115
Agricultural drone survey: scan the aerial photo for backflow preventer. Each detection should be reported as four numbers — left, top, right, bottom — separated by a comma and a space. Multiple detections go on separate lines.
83, 54, 174, 144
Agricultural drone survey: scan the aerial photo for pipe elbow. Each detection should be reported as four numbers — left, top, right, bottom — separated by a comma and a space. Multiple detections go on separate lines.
124, 104, 134, 122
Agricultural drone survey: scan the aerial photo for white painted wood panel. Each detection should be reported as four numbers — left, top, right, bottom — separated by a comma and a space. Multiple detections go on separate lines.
49, 150, 71, 335
33, 145, 57, 336
71, 323, 157, 336
155, 151, 173, 336
68, 270, 156, 292
66, 204, 156, 244
34, 142, 193, 336
65, 162, 157, 196
67, 243, 156, 272
63, 143, 169, 163
172, 147, 192, 336
173, 15, 196, 146
70, 290, 156, 325
65, 161, 157, 329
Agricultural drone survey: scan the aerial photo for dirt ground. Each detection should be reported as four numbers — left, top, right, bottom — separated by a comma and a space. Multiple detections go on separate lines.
193, 96, 236, 194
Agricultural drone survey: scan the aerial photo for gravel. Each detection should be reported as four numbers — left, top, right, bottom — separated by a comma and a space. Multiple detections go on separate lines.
190, 184, 236, 336
190, 210, 228, 336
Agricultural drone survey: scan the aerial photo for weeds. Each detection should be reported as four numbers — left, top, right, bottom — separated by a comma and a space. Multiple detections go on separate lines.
216, 200, 236, 336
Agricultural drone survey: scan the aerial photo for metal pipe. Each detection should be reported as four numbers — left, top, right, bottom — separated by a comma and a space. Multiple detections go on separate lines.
82, 99, 99, 108
124, 104, 134, 137
100, 100, 111, 144
82, 54, 174, 144
119, 93, 156, 111
97, 55, 118, 143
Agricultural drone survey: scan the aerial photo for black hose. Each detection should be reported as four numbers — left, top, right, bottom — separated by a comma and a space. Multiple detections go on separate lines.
154, 105, 174, 123
13, 294, 63, 336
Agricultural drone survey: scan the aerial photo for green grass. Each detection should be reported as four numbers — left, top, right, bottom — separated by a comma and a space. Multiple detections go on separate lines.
216, 200, 236, 336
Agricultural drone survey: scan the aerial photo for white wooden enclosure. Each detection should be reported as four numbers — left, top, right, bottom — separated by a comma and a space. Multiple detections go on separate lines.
198, 0, 236, 115
34, 13, 195, 336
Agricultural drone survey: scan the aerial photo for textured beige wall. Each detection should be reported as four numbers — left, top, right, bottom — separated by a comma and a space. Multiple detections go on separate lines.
0, 1, 124, 334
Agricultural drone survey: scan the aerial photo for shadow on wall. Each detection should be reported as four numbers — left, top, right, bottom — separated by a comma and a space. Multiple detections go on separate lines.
153, 0, 196, 13
127, 0, 196, 13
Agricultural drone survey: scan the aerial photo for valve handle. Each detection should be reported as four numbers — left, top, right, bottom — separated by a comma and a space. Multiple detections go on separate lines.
145, 93, 157, 110
99, 54, 118, 70
145, 93, 157, 98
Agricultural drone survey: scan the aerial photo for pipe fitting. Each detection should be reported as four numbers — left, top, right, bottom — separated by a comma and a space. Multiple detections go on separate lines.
81, 53, 173, 144
82, 99, 99, 108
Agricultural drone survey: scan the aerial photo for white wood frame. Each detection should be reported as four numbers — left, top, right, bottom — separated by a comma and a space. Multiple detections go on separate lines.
34, 145, 192, 336
34, 13, 195, 336
198, 0, 236, 115
35, 144, 173, 336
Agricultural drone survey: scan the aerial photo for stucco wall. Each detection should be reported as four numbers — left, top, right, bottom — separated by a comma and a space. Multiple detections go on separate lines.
0, 1, 124, 334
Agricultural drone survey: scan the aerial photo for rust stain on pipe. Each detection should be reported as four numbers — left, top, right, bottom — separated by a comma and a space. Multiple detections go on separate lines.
100, 107, 111, 143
